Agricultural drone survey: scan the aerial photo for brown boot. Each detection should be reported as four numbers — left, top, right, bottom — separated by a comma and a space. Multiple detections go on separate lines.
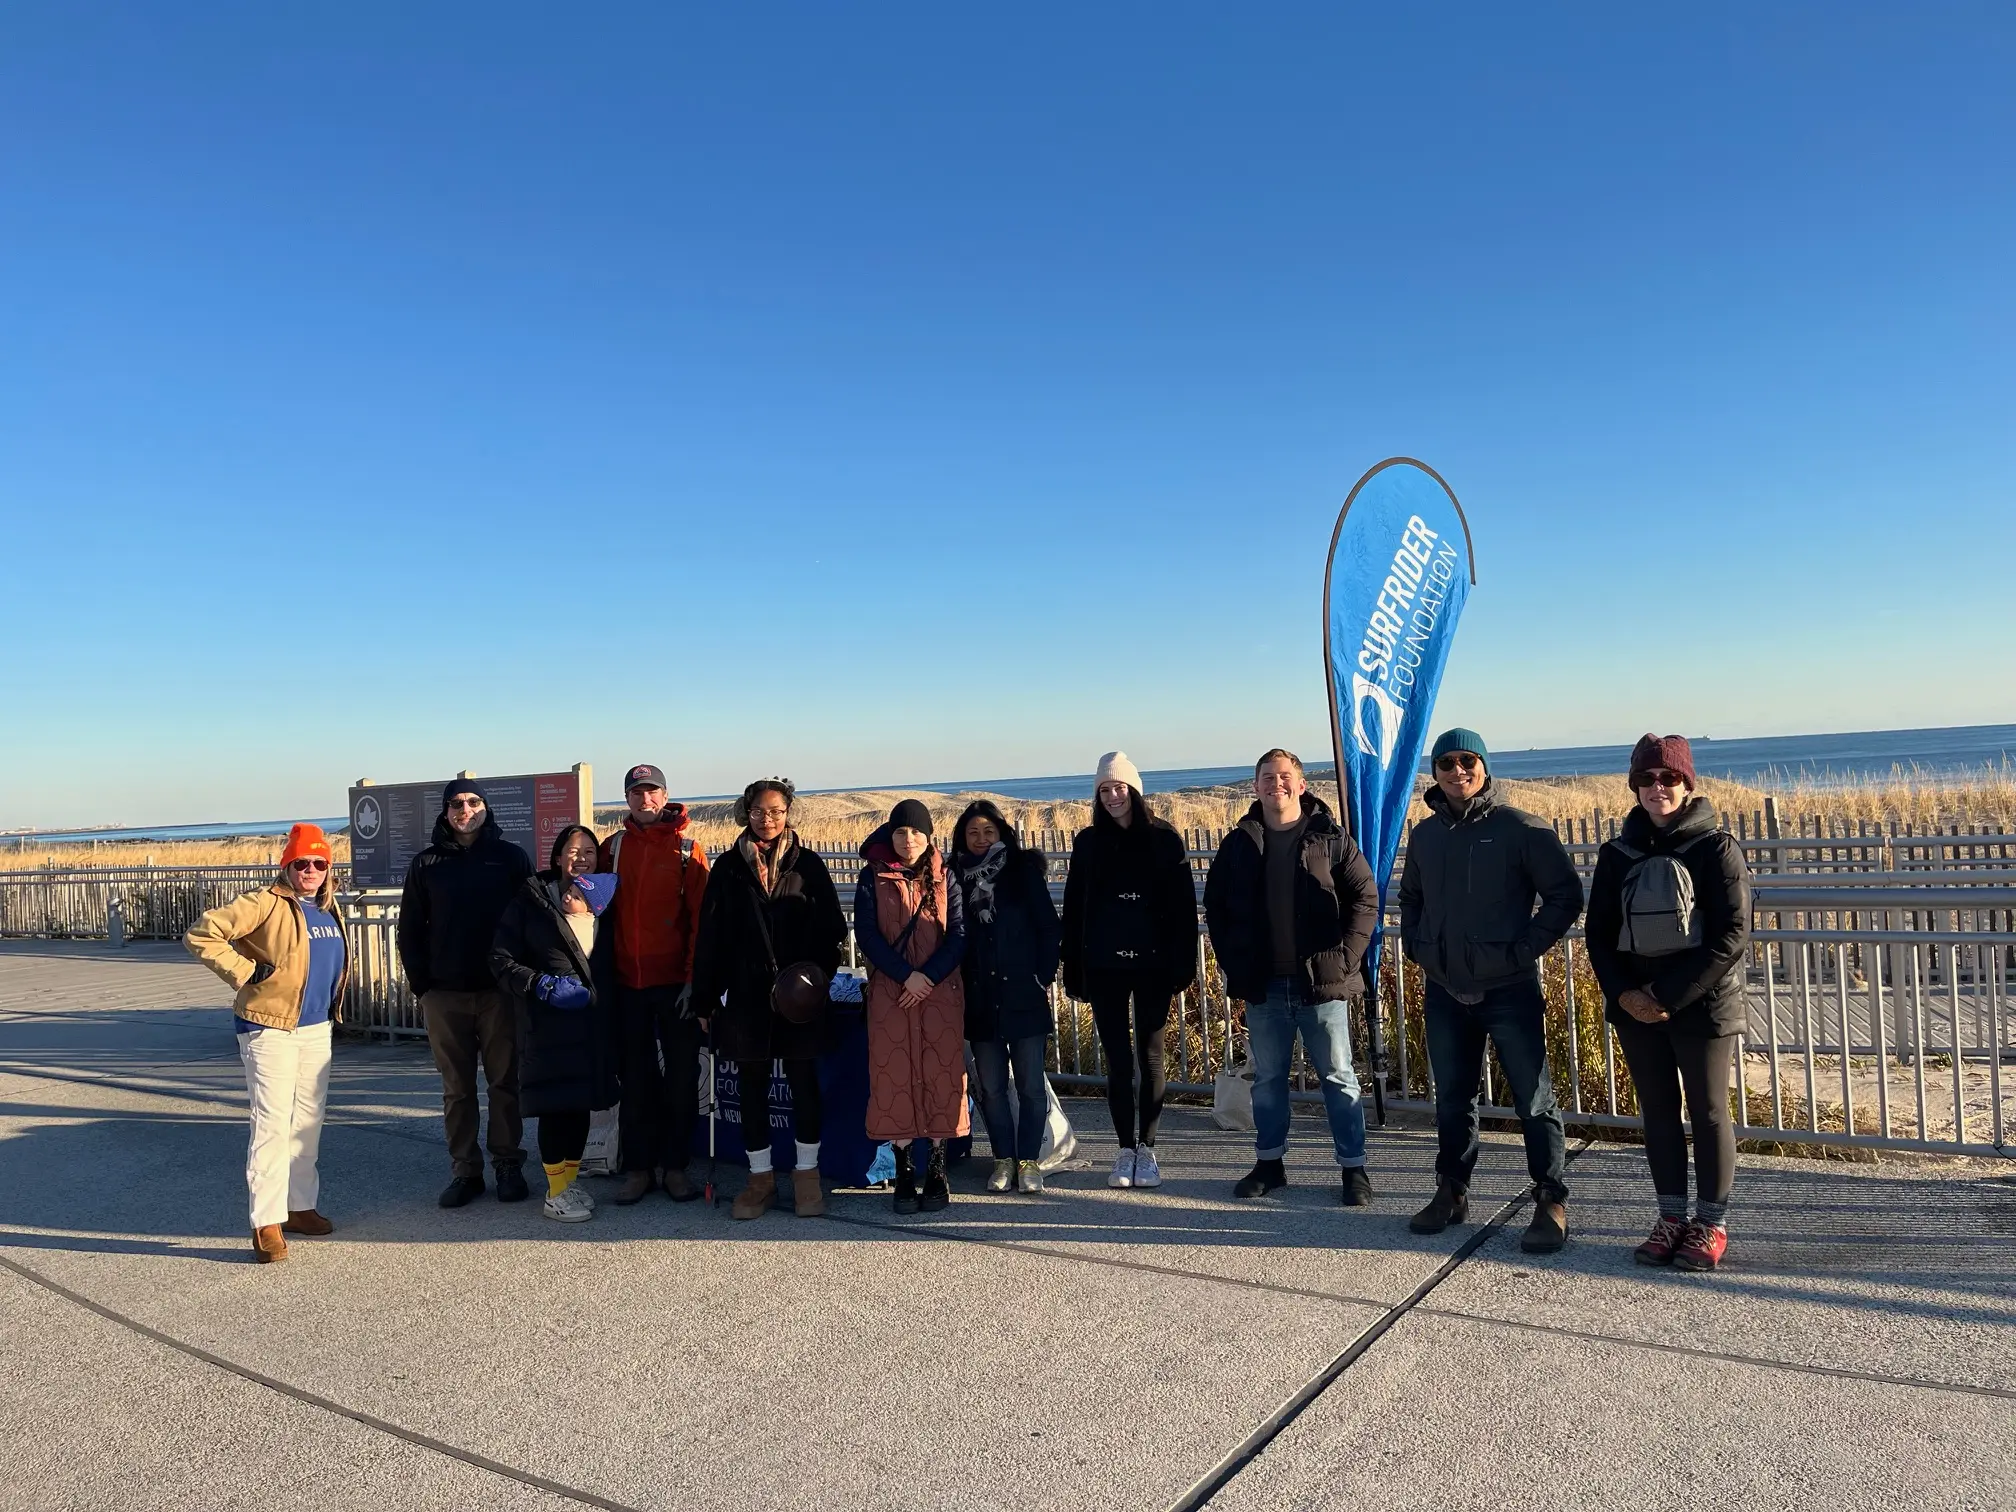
613, 1169, 655, 1205
283, 1209, 333, 1236
731, 1169, 777, 1221
791, 1167, 825, 1218
661, 1167, 699, 1203
251, 1226, 289, 1263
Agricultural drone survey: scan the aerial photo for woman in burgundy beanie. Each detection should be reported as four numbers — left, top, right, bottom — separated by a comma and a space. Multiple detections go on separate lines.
1584, 734, 1753, 1272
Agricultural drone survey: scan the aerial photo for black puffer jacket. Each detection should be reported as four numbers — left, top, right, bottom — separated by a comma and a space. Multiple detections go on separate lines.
489, 875, 621, 1116
689, 831, 847, 1063
1060, 792, 1198, 1000
1585, 796, 1753, 1037
1203, 794, 1378, 1004
397, 809, 534, 996
951, 803, 1061, 1042
1398, 780, 1584, 994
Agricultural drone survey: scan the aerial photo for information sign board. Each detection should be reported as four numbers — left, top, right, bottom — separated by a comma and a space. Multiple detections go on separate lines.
347, 765, 592, 889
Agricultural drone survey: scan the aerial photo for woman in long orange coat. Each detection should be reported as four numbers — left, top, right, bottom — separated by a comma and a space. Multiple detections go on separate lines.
855, 799, 968, 1213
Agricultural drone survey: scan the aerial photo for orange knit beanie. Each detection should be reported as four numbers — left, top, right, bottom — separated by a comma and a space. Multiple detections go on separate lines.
280, 823, 333, 867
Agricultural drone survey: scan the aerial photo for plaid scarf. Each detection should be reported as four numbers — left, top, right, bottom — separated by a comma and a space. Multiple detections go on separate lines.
739, 828, 798, 897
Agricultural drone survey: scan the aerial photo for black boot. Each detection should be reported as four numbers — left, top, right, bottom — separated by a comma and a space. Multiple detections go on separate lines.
1233, 1158, 1287, 1199
1409, 1181, 1469, 1234
920, 1141, 950, 1212
438, 1174, 485, 1208
1341, 1166, 1374, 1207
494, 1164, 530, 1204
893, 1144, 919, 1215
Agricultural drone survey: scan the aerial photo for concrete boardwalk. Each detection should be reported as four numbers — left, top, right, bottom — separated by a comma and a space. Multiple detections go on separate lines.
0, 941, 2010, 1512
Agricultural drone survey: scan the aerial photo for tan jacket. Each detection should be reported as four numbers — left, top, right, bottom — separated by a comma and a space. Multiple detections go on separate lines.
185, 884, 351, 1030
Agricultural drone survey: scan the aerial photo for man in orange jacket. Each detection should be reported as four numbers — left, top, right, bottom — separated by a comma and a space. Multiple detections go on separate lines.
600, 763, 711, 1202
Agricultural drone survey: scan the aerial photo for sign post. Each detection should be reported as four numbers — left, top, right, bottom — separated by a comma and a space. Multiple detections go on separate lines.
347, 765, 594, 888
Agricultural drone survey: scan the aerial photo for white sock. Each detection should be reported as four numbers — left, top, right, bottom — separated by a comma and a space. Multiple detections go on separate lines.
747, 1146, 773, 1175
796, 1141, 820, 1170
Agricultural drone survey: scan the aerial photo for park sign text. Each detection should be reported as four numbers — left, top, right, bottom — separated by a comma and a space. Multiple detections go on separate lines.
346, 765, 593, 889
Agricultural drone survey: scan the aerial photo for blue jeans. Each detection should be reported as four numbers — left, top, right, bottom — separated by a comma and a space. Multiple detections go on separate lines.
1423, 979, 1567, 1201
971, 1035, 1048, 1162
1247, 978, 1366, 1167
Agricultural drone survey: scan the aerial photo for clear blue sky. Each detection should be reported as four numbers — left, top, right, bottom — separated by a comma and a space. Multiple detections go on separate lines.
3, 4, 2011, 828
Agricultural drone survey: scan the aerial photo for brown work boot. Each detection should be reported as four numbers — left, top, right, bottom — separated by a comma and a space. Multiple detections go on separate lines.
613, 1169, 655, 1205
1522, 1199, 1569, 1254
791, 1166, 825, 1218
283, 1209, 333, 1236
661, 1167, 699, 1203
251, 1226, 289, 1263
731, 1169, 777, 1221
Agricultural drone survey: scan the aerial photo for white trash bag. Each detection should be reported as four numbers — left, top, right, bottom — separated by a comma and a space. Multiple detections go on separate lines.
1211, 1060, 1256, 1132
580, 1104, 622, 1176
1038, 1076, 1078, 1171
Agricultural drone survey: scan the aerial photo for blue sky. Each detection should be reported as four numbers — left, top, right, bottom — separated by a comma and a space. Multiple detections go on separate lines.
2, 4, 2011, 827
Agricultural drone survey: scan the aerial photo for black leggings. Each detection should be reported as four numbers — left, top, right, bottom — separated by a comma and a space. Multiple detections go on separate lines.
1088, 975, 1172, 1148
538, 1109, 591, 1165
737, 1058, 823, 1145
1612, 1020, 1737, 1206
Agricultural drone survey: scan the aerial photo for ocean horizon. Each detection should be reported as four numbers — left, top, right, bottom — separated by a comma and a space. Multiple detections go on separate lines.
11, 721, 2012, 845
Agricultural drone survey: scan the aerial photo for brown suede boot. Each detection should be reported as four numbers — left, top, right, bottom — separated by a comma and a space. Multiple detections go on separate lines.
731, 1169, 777, 1221
791, 1167, 825, 1218
252, 1226, 289, 1263
284, 1209, 333, 1236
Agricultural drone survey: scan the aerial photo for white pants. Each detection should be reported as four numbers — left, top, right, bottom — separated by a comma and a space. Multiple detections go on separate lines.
238, 1020, 333, 1229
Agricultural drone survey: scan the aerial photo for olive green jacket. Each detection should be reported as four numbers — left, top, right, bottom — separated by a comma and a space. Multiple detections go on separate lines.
185, 884, 350, 1030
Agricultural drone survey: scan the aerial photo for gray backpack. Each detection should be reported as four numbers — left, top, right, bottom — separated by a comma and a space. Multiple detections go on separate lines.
1610, 834, 1713, 956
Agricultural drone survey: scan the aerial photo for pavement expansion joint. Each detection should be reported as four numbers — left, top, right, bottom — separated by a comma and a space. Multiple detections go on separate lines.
0, 1249, 648, 1512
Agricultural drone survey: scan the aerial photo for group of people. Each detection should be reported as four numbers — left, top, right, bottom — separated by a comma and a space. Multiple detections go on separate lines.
186, 730, 1751, 1277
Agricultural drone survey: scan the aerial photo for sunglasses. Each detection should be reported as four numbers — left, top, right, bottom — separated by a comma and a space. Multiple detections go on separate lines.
447, 798, 486, 811
1632, 770, 1690, 790
289, 858, 330, 873
1435, 754, 1482, 774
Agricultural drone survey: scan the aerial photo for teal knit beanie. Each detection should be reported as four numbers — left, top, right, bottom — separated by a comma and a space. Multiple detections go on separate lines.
1430, 728, 1489, 770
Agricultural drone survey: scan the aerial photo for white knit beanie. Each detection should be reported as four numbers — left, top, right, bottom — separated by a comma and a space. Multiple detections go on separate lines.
1094, 750, 1143, 796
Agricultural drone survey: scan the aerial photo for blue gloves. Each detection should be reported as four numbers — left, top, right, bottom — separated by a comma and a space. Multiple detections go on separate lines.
535, 973, 591, 1011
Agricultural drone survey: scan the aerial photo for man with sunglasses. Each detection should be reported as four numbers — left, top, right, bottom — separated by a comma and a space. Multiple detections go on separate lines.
398, 776, 535, 1207
1399, 728, 1583, 1251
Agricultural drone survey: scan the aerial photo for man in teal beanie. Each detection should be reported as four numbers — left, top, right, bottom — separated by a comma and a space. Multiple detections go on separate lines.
1399, 727, 1584, 1252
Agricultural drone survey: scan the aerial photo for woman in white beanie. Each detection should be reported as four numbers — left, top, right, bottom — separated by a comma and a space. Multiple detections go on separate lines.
1060, 753, 1199, 1188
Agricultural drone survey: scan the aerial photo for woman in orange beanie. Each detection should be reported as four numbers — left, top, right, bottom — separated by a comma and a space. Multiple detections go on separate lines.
186, 823, 350, 1263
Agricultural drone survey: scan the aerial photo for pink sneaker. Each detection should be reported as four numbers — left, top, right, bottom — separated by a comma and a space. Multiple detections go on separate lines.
1673, 1221, 1728, 1272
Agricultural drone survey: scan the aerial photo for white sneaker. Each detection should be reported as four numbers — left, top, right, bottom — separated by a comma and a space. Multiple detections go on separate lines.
1132, 1147, 1162, 1188
987, 1158, 1015, 1193
542, 1185, 594, 1223
1017, 1159, 1045, 1194
1109, 1148, 1136, 1188
571, 1183, 596, 1211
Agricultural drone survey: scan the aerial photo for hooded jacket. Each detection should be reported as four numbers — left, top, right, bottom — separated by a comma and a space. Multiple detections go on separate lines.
396, 801, 535, 997
1585, 796, 1753, 1037
948, 800, 1060, 1042
853, 824, 966, 986
597, 805, 709, 990
1203, 793, 1378, 1004
1398, 779, 1583, 995
1060, 791, 1198, 1000
689, 828, 847, 1064
489, 873, 622, 1115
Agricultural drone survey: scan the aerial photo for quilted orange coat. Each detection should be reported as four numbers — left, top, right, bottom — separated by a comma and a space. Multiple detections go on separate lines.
857, 837, 970, 1142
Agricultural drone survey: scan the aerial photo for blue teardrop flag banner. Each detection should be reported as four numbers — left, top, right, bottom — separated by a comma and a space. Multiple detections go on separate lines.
1323, 459, 1476, 1114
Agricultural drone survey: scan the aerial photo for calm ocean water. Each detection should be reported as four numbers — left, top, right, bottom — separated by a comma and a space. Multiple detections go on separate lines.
14, 723, 2013, 844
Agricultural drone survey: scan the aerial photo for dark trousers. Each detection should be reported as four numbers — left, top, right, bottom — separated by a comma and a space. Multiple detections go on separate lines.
1613, 1019, 1737, 1207
1088, 974, 1172, 1149
423, 987, 523, 1178
537, 1109, 591, 1165
1423, 979, 1567, 1202
617, 983, 699, 1174
972, 1034, 1048, 1162
737, 1058, 823, 1147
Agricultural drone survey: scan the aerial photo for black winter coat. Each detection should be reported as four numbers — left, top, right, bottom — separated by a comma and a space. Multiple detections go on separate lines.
1398, 782, 1584, 995
1060, 795, 1198, 1000
953, 845, 1061, 1042
489, 875, 621, 1117
1203, 795, 1378, 1004
397, 813, 534, 996
1585, 797, 1753, 1038
689, 832, 847, 1063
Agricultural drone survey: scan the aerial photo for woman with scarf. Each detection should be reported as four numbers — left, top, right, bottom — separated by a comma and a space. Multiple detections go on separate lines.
1061, 751, 1199, 1190
690, 778, 848, 1220
1585, 735, 1753, 1273
951, 799, 1060, 1195
856, 799, 968, 1213
489, 825, 622, 1224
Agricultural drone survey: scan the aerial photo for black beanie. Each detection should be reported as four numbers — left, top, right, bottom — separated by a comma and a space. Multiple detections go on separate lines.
889, 799, 934, 837
441, 776, 488, 810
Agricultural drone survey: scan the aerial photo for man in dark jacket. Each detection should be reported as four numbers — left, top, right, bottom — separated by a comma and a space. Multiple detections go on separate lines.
1205, 749, 1380, 1205
1399, 729, 1584, 1251
397, 777, 535, 1207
